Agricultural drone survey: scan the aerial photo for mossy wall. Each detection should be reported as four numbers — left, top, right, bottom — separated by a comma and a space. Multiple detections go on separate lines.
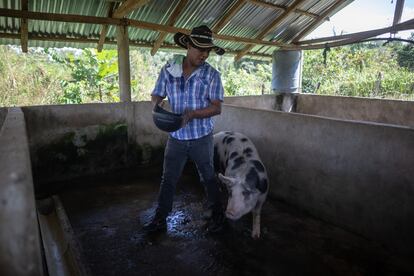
22, 103, 166, 196
32, 123, 165, 195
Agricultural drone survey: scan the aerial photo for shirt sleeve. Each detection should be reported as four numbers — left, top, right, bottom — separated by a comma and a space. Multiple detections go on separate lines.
151, 65, 168, 98
209, 70, 224, 102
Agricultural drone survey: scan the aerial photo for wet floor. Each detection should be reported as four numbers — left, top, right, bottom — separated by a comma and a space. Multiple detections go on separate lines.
58, 170, 412, 276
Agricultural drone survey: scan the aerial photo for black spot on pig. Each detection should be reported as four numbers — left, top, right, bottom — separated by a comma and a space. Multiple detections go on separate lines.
256, 178, 268, 193
250, 160, 265, 172
245, 167, 259, 189
226, 137, 235, 144
246, 167, 267, 193
242, 189, 251, 200
231, 156, 245, 170
229, 152, 238, 159
243, 148, 253, 157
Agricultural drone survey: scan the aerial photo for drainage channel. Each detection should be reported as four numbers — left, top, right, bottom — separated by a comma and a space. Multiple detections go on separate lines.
37, 196, 92, 276
37, 172, 413, 276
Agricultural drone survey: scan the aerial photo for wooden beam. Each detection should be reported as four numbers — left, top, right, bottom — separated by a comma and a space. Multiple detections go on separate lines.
0, 32, 273, 58
97, 2, 115, 52
247, 0, 319, 19
392, 0, 405, 33
212, 0, 247, 33
235, 0, 305, 61
290, 18, 414, 50
117, 25, 131, 102
295, 6, 414, 46
0, 8, 288, 48
0, 8, 122, 25
97, 25, 109, 52
292, 0, 348, 43
151, 0, 188, 56
20, 0, 28, 53
112, 0, 149, 19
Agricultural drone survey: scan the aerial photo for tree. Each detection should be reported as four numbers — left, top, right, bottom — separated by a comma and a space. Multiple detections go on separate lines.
396, 33, 414, 71
47, 48, 119, 104
302, 42, 414, 100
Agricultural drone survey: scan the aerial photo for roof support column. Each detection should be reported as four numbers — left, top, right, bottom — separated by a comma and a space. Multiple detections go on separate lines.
117, 24, 131, 102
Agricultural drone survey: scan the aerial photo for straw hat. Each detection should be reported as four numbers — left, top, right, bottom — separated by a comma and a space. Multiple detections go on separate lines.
174, 25, 225, 55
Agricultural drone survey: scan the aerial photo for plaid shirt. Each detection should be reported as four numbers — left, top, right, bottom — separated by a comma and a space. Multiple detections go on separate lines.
152, 61, 224, 140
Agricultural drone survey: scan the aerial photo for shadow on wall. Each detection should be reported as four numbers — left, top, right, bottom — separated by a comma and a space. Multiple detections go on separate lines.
0, 108, 7, 129
274, 93, 297, 112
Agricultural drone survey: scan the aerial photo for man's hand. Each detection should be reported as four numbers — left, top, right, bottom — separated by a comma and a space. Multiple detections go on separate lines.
151, 95, 165, 109
158, 100, 166, 108
181, 109, 194, 127
180, 100, 221, 127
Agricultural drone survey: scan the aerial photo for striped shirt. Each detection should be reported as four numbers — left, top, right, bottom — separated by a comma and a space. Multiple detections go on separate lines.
152, 60, 224, 140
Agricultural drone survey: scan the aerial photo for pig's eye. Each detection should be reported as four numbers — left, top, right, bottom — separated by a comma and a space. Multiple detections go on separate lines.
242, 190, 251, 198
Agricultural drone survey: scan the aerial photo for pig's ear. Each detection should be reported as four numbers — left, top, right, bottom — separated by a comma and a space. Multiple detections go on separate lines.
218, 173, 235, 187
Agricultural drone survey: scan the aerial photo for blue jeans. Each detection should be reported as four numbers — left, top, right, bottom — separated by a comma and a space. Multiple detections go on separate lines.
156, 132, 221, 216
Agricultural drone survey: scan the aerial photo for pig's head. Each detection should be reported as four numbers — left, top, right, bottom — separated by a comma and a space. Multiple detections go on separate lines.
218, 172, 262, 220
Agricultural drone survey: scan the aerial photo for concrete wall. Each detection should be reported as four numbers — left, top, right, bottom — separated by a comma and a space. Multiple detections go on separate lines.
3, 98, 412, 262
22, 103, 130, 188
127, 101, 168, 146
224, 94, 277, 110
0, 108, 43, 276
23, 102, 128, 148
296, 94, 414, 128
23, 102, 167, 190
224, 94, 414, 128
215, 104, 414, 259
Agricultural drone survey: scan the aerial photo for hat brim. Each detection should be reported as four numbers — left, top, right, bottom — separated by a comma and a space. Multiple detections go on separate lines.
174, 32, 225, 56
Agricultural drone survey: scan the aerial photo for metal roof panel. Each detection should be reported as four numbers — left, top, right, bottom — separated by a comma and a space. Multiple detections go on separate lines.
0, 0, 356, 57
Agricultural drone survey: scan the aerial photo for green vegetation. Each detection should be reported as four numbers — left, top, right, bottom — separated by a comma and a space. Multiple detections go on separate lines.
0, 47, 66, 106
0, 35, 413, 107
46, 48, 120, 103
303, 35, 414, 100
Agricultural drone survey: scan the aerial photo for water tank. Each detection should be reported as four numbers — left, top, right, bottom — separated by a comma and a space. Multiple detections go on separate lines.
272, 49, 303, 93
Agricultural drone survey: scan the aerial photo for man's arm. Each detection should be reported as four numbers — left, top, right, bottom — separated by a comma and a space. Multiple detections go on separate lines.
182, 100, 221, 125
151, 95, 165, 107
188, 100, 221, 118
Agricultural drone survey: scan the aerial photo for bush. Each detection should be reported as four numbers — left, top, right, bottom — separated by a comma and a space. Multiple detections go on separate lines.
302, 42, 414, 100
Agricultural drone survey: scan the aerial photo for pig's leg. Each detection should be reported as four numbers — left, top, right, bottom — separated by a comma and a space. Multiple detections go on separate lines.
251, 204, 262, 239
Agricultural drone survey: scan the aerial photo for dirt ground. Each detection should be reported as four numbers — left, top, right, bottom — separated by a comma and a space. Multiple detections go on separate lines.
58, 170, 412, 276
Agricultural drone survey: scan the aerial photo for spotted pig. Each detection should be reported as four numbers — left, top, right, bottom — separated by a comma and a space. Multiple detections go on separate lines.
213, 131, 269, 239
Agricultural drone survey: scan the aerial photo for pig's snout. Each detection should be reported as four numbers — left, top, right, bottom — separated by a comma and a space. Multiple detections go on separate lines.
225, 209, 238, 220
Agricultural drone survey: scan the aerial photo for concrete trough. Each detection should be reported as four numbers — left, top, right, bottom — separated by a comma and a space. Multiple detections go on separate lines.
1, 96, 413, 275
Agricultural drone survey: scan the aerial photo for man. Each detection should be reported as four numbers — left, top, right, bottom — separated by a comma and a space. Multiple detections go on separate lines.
145, 25, 226, 233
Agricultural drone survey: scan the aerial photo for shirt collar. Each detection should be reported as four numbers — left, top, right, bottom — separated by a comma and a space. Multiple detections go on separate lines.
166, 55, 206, 79
166, 55, 184, 78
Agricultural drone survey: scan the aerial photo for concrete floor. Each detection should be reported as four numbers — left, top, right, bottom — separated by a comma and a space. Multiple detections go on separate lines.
57, 170, 411, 276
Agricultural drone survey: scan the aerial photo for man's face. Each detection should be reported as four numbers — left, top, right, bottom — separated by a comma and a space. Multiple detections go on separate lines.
187, 44, 211, 67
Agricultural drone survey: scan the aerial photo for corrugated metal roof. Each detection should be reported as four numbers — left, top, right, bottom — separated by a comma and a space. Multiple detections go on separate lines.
0, 0, 354, 58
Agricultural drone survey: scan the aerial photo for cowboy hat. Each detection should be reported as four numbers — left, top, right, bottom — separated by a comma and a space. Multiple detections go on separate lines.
174, 25, 225, 55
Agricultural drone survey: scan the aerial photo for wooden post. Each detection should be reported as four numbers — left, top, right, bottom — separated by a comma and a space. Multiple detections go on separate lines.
117, 24, 131, 102
21, 0, 28, 53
